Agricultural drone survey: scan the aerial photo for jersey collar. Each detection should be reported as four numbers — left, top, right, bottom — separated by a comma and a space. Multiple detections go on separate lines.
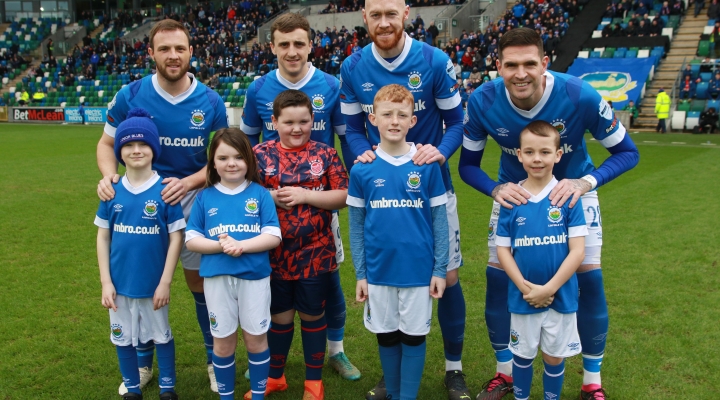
375, 143, 417, 166
371, 33, 413, 72
519, 177, 558, 203
152, 72, 198, 105
121, 172, 160, 194
276, 63, 316, 89
214, 180, 251, 195
504, 71, 555, 119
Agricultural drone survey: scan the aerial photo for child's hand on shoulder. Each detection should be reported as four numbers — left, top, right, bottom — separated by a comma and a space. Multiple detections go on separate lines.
522, 280, 555, 308
430, 277, 446, 299
101, 283, 117, 311
218, 233, 243, 257
275, 186, 308, 207
356, 279, 368, 302
153, 282, 171, 310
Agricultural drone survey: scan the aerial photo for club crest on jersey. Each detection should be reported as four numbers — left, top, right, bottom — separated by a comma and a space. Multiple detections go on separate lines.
488, 221, 495, 240
510, 329, 520, 347
209, 312, 218, 329
547, 206, 563, 224
362, 82, 374, 91
245, 198, 259, 214
374, 178, 385, 187
114, 204, 123, 212
312, 94, 325, 110
111, 324, 124, 339
408, 71, 422, 90
190, 109, 206, 127
551, 118, 568, 137
208, 207, 218, 217
144, 200, 159, 217
309, 160, 325, 176
407, 172, 421, 189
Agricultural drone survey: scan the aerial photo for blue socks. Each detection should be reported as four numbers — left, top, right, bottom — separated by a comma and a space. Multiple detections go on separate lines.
117, 345, 141, 395
512, 355, 533, 400
577, 269, 608, 380
300, 317, 327, 381
400, 342, 426, 400
378, 343, 402, 399
543, 360, 565, 400
192, 291, 214, 364
212, 353, 236, 400
325, 271, 346, 344
156, 340, 176, 394
268, 322, 294, 379
248, 349, 270, 400
485, 267, 512, 365
437, 280, 465, 368
136, 340, 155, 369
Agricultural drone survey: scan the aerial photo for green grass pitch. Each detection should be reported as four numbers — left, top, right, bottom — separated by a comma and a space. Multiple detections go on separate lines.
0, 124, 718, 399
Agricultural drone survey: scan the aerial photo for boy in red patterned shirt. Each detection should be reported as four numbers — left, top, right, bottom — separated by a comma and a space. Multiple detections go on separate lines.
252, 89, 349, 400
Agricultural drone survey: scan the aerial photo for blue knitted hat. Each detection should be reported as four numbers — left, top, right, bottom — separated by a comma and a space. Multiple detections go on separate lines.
114, 108, 161, 166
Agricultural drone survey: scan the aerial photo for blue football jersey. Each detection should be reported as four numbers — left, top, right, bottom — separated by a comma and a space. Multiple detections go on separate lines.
185, 181, 281, 279
495, 178, 588, 314
347, 145, 448, 287
105, 74, 228, 180
463, 71, 627, 184
95, 173, 186, 298
240, 65, 346, 146
340, 35, 462, 191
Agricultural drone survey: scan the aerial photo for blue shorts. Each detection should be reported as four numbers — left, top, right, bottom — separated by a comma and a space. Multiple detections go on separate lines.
270, 273, 331, 316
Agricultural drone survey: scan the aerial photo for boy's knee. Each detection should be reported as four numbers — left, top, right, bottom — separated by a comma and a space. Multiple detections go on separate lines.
541, 352, 563, 366
376, 331, 401, 347
400, 332, 426, 347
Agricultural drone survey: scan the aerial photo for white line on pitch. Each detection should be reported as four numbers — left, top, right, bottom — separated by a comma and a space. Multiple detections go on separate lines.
643, 141, 658, 143
701, 142, 717, 145
671, 142, 686, 144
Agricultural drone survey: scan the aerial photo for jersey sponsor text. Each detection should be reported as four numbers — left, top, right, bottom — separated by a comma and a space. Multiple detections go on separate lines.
113, 223, 161, 235
514, 233, 568, 247
159, 136, 205, 147
208, 222, 261, 237
368, 197, 424, 209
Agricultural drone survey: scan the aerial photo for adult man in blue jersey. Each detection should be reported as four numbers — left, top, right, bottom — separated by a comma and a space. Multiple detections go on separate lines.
96, 19, 228, 395
239, 12, 360, 381
339, 0, 469, 397
460, 28, 639, 400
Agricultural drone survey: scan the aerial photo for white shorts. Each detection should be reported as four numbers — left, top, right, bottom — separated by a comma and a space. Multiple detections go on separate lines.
509, 310, 581, 359
180, 189, 201, 271
204, 276, 271, 338
332, 212, 344, 264
488, 191, 603, 266
446, 191, 463, 271
109, 295, 173, 347
364, 284, 433, 336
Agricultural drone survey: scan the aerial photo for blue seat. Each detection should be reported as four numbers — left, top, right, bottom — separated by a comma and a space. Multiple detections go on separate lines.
696, 82, 709, 99
614, 50, 626, 58
708, 19, 716, 26
461, 71, 471, 80
691, 64, 701, 79
706, 99, 720, 110
688, 111, 701, 118
590, 51, 601, 58
625, 50, 638, 58
701, 72, 712, 82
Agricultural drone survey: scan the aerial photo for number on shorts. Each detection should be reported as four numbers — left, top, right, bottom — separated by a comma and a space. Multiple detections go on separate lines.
586, 205, 602, 228
454, 230, 460, 253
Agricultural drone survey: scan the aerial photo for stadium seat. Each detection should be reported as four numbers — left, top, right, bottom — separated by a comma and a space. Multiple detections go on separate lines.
578, 51, 589, 58
686, 113, 699, 130
709, 19, 716, 26
704, 26, 714, 35
614, 48, 627, 58
489, 71, 498, 79
696, 82, 709, 99
592, 30, 602, 38
662, 27, 673, 40
707, 99, 720, 110
700, 72, 712, 82
626, 50, 638, 58
698, 41, 710, 57
691, 99, 706, 112
638, 49, 650, 58
603, 48, 615, 58
590, 51, 601, 58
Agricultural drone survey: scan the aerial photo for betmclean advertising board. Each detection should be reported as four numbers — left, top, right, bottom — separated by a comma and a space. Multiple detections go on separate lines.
11, 107, 66, 122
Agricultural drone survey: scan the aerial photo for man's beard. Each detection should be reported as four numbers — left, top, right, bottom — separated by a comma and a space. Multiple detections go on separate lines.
156, 60, 189, 82
370, 27, 403, 52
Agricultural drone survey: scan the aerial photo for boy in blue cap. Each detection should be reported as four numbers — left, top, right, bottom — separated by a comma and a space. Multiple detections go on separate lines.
95, 108, 186, 400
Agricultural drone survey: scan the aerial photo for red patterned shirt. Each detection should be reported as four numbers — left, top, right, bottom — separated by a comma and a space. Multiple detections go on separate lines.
254, 140, 349, 280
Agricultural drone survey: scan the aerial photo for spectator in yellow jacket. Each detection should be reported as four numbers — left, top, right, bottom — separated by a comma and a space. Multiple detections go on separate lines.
655, 88, 670, 133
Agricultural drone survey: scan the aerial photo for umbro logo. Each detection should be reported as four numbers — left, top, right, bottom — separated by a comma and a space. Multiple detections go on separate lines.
496, 127, 509, 136
362, 82, 374, 91
516, 217, 526, 225
374, 178, 385, 187
265, 102, 273, 109
208, 208, 218, 216
113, 204, 123, 212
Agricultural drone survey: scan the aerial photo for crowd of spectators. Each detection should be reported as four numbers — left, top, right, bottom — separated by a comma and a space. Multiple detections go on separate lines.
601, 0, 685, 38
